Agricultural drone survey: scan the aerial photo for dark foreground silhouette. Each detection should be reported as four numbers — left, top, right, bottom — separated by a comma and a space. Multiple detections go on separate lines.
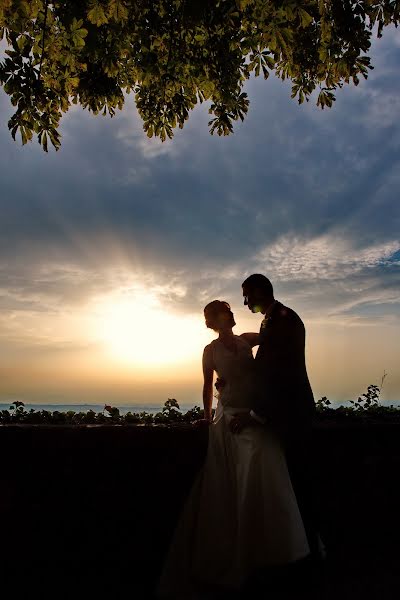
0, 422, 399, 599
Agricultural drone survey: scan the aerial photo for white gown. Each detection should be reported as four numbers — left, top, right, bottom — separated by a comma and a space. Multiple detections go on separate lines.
157, 336, 309, 598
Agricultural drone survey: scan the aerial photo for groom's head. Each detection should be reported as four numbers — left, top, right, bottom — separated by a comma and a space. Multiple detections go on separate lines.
242, 274, 274, 314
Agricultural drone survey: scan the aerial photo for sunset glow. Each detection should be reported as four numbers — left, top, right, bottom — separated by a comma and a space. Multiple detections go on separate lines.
93, 289, 210, 369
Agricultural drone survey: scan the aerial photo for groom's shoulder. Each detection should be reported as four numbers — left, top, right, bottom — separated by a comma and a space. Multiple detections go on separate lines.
274, 302, 303, 326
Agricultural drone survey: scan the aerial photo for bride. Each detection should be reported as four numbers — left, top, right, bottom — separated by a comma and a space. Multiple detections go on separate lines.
157, 300, 309, 598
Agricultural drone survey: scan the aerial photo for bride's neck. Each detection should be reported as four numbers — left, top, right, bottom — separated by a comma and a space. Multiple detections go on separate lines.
218, 329, 234, 340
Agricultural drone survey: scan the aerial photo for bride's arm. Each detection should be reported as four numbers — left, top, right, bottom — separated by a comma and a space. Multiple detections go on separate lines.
240, 332, 259, 347
202, 345, 214, 422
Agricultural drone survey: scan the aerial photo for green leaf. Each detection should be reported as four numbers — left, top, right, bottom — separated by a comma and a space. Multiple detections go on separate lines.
87, 2, 109, 26
109, 0, 129, 22
17, 36, 27, 53
42, 131, 48, 152
298, 8, 313, 28
70, 18, 84, 31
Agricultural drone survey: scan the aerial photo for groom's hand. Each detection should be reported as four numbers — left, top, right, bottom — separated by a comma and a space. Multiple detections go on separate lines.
215, 377, 226, 392
229, 412, 257, 434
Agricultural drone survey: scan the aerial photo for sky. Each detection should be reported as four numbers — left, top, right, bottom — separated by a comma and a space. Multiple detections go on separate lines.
0, 28, 399, 408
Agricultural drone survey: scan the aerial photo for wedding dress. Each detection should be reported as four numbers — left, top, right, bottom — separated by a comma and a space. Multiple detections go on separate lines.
157, 336, 309, 598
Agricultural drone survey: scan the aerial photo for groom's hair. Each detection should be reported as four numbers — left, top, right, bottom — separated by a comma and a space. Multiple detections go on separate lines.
242, 274, 273, 297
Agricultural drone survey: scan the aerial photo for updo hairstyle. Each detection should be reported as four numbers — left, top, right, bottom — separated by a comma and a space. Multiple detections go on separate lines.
204, 300, 235, 331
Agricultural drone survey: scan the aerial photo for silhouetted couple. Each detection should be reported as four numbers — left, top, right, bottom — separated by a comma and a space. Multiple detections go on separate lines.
158, 274, 322, 599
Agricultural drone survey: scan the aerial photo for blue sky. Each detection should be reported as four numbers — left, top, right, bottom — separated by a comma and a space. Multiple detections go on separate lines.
0, 27, 399, 407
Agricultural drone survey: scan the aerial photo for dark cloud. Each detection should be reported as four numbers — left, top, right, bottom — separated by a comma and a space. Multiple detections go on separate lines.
0, 30, 399, 320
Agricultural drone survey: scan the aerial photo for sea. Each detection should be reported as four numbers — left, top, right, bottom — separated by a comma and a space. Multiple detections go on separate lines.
0, 402, 199, 415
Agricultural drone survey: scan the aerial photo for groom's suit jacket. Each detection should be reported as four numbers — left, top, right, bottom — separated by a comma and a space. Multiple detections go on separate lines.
253, 301, 316, 441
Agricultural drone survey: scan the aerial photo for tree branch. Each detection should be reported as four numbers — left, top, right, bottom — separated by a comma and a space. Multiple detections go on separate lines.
39, 0, 50, 79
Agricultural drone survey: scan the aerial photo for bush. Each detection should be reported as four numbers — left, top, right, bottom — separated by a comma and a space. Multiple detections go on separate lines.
0, 398, 208, 426
1, 382, 399, 425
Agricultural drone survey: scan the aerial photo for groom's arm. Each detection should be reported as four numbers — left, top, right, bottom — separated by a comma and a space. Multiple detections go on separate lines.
249, 409, 267, 424
241, 333, 265, 424
240, 332, 260, 348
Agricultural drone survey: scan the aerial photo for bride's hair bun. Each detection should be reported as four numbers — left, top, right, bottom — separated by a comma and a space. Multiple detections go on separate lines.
204, 300, 234, 331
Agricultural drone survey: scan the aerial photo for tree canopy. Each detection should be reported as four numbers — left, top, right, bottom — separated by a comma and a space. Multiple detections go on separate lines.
0, 0, 398, 151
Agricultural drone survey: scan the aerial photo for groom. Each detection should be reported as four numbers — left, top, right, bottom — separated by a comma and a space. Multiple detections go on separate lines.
229, 273, 319, 558
231, 273, 315, 435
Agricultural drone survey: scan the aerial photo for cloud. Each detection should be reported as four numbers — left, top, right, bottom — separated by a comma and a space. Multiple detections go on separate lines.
255, 236, 399, 281
0, 27, 399, 405
2, 36, 399, 266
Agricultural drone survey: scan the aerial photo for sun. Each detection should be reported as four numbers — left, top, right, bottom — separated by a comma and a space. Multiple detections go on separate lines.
93, 289, 210, 369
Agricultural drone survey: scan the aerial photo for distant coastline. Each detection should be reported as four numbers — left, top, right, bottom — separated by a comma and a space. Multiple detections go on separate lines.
1, 399, 399, 414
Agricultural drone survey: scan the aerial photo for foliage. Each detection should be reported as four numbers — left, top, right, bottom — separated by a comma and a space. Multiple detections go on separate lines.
315, 375, 400, 422
0, 1, 399, 151
1, 381, 399, 426
0, 398, 207, 425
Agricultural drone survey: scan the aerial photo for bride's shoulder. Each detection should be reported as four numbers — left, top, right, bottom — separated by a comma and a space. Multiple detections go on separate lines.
202, 341, 217, 370
204, 339, 218, 348
203, 340, 217, 355
235, 335, 255, 356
